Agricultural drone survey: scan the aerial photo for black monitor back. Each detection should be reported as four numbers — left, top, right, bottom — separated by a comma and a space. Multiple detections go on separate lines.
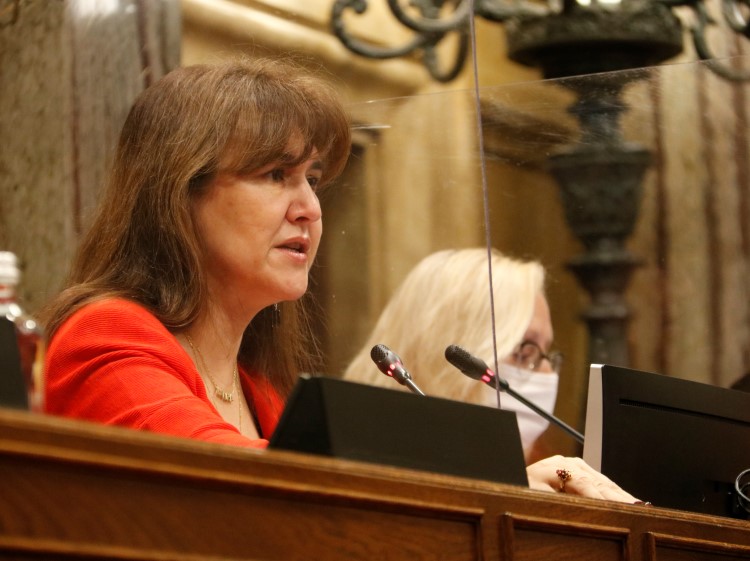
269, 376, 528, 487
0, 317, 28, 410
583, 364, 750, 519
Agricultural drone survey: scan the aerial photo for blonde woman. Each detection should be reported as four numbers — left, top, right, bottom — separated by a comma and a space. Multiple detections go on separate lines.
344, 249, 638, 501
345, 248, 557, 455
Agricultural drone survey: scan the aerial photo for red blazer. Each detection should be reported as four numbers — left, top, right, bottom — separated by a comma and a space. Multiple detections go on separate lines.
45, 298, 285, 448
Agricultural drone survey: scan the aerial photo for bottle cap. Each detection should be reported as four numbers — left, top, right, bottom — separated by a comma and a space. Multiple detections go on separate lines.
0, 252, 20, 285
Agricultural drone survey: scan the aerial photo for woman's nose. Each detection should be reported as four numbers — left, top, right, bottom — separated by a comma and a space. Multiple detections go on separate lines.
537, 360, 555, 374
288, 179, 322, 223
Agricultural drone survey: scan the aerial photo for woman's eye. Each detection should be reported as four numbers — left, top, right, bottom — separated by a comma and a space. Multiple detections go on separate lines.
307, 175, 321, 190
516, 354, 530, 365
516, 347, 535, 363
267, 169, 285, 182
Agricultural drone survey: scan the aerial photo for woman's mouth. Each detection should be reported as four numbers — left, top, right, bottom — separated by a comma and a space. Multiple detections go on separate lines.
276, 237, 311, 257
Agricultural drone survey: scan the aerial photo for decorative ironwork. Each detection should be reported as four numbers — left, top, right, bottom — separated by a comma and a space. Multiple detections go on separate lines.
547, 71, 652, 367
497, 1, 684, 369
331, 0, 750, 82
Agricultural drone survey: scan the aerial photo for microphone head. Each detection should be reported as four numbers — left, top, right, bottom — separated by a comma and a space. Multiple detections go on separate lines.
370, 344, 411, 384
370, 343, 390, 365
445, 345, 509, 390
444, 345, 489, 381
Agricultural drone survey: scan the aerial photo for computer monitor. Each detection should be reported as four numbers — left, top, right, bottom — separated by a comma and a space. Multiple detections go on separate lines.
0, 317, 28, 410
583, 364, 750, 519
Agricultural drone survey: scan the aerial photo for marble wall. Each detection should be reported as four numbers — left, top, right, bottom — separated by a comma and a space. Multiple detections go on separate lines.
0, 0, 180, 311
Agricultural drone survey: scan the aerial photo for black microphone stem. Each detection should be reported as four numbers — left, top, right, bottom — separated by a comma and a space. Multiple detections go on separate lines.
501, 382, 584, 444
444, 344, 585, 446
403, 378, 425, 396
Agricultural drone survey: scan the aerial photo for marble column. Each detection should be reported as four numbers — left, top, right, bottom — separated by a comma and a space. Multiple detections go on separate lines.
0, 0, 180, 311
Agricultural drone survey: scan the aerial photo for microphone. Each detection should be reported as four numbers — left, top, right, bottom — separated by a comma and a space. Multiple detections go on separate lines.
444, 344, 584, 444
370, 344, 426, 396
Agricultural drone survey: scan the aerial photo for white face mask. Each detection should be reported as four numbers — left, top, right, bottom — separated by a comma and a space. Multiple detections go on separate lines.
482, 363, 559, 452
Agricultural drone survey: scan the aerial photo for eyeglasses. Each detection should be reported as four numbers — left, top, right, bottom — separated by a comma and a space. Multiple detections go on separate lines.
510, 340, 563, 373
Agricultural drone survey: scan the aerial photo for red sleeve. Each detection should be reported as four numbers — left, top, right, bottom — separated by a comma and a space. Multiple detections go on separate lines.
45, 298, 279, 448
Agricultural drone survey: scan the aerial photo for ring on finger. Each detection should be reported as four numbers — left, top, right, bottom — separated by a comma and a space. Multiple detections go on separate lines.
556, 468, 572, 492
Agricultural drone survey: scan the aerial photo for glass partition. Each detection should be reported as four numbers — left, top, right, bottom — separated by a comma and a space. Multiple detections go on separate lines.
481, 57, 750, 433
318, 55, 750, 457
313, 86, 488, 377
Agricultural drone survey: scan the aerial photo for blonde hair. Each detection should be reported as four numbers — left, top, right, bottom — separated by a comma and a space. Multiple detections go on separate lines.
343, 248, 545, 404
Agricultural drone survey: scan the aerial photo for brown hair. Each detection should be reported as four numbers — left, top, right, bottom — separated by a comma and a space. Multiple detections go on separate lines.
42, 57, 352, 396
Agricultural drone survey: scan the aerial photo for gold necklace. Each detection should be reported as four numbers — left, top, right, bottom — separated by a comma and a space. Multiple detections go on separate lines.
184, 334, 242, 434
184, 334, 239, 403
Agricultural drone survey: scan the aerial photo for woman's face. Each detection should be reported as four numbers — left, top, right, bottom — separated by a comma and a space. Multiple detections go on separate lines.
193, 137, 323, 317
505, 293, 556, 373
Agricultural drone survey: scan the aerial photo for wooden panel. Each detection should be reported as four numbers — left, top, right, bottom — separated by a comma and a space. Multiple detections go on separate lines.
0, 453, 481, 561
0, 409, 749, 561
647, 532, 750, 561
503, 514, 629, 561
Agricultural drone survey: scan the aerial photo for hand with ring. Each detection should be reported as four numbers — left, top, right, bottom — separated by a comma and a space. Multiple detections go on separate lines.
526, 455, 642, 503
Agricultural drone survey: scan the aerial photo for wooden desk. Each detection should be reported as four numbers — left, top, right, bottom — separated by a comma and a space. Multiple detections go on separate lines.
0, 408, 748, 560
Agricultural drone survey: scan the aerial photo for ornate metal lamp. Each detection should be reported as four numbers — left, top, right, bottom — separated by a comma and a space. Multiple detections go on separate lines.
331, 0, 750, 369
332, 0, 750, 82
